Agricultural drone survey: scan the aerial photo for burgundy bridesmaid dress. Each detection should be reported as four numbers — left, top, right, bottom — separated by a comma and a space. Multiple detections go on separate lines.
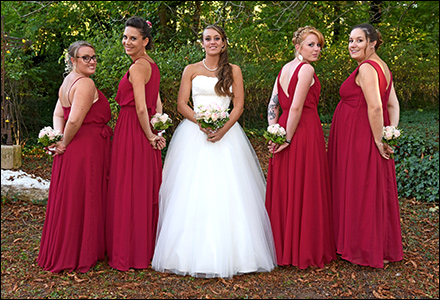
266, 62, 337, 269
38, 86, 112, 273
106, 58, 162, 271
327, 60, 404, 268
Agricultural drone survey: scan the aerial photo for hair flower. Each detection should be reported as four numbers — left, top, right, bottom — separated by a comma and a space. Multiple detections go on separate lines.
146, 20, 152, 27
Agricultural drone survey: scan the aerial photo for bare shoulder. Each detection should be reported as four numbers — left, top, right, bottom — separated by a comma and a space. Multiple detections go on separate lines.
184, 62, 200, 74
358, 62, 377, 76
183, 62, 204, 80
229, 63, 243, 80
300, 62, 315, 72
75, 76, 96, 90
298, 62, 315, 78
130, 58, 151, 73
230, 63, 242, 73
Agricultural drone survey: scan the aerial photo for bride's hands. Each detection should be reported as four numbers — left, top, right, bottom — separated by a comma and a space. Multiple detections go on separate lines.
207, 127, 226, 143
197, 123, 226, 143
197, 123, 213, 135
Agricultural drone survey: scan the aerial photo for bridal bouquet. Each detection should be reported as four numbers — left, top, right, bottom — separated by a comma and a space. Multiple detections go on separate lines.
263, 124, 287, 157
151, 113, 172, 136
38, 126, 63, 157
382, 125, 402, 159
195, 104, 230, 130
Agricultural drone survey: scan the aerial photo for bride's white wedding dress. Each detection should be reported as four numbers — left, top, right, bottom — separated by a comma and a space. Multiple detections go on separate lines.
151, 75, 277, 278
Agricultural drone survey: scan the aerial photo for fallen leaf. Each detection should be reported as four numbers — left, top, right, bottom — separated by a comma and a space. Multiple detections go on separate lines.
373, 290, 383, 299
74, 275, 87, 283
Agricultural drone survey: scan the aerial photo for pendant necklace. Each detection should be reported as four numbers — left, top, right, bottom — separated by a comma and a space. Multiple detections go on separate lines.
203, 59, 218, 72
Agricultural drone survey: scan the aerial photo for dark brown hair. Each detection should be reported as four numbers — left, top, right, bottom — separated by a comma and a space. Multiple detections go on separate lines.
352, 23, 383, 50
202, 25, 234, 98
125, 16, 153, 50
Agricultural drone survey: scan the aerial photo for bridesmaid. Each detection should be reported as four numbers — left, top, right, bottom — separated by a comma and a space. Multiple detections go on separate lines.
106, 16, 166, 271
38, 41, 112, 273
327, 23, 403, 268
265, 26, 336, 269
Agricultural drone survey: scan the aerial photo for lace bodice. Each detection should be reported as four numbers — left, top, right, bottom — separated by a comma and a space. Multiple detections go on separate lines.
192, 75, 231, 112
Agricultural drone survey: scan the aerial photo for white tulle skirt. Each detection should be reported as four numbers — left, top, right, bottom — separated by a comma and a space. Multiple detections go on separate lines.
152, 119, 277, 278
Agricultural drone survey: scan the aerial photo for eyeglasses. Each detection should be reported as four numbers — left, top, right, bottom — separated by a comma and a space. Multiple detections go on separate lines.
76, 55, 98, 63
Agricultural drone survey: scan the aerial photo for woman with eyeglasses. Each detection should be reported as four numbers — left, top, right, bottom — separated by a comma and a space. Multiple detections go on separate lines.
38, 40, 112, 273
105, 16, 166, 271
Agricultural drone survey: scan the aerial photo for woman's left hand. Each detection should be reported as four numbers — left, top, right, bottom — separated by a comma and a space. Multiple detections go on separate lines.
148, 135, 166, 150
52, 141, 66, 157
273, 142, 289, 154
207, 128, 225, 143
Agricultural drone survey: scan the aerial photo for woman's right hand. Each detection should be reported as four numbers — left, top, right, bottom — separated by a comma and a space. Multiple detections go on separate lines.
148, 135, 166, 150
197, 122, 215, 135
273, 142, 290, 154
52, 141, 66, 157
376, 141, 391, 160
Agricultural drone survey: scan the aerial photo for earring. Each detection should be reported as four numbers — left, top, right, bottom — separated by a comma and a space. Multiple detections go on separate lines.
298, 54, 303, 61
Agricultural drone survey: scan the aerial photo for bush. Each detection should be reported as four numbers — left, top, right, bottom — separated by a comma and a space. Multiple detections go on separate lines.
396, 152, 439, 203
394, 109, 439, 202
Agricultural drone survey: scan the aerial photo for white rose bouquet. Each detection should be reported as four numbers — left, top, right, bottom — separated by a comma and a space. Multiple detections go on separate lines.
194, 103, 230, 131
150, 113, 172, 136
263, 124, 287, 157
382, 125, 402, 159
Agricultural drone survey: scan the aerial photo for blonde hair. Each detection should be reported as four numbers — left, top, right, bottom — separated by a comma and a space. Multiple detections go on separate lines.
64, 41, 95, 74
292, 26, 325, 58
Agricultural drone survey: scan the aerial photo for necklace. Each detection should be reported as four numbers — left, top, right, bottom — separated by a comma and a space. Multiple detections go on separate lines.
202, 59, 218, 72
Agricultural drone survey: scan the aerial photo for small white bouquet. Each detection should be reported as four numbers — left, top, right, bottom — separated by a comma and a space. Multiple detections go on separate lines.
382, 125, 402, 159
38, 126, 63, 153
150, 113, 172, 136
263, 124, 287, 157
194, 103, 230, 131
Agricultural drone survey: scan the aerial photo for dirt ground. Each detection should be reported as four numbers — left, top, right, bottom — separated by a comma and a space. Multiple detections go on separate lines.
1, 136, 439, 299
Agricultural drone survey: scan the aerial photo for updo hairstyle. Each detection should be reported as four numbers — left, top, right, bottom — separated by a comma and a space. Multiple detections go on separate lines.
125, 16, 154, 50
292, 26, 325, 58
352, 23, 383, 50
64, 40, 95, 74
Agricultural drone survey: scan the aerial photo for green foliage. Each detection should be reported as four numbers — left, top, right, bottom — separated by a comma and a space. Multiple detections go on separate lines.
396, 152, 439, 203
1, 2, 439, 200
2, 1, 438, 143
394, 110, 439, 202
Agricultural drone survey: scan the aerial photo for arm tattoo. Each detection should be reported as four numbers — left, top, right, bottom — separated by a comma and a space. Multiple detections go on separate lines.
268, 94, 279, 121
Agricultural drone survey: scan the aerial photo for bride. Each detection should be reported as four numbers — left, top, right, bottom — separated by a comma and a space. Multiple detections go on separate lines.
151, 24, 277, 278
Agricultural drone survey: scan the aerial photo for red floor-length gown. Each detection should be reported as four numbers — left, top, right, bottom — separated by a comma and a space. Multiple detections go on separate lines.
38, 86, 112, 273
106, 57, 162, 271
265, 62, 337, 269
327, 60, 403, 268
